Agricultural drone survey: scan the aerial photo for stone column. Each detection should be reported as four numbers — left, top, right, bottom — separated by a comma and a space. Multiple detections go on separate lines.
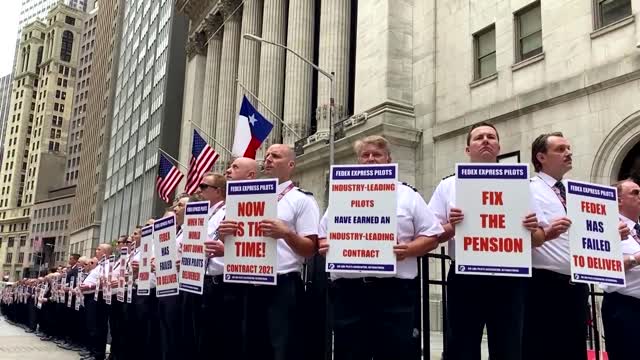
214, 1, 242, 169
316, 0, 351, 134
257, 0, 287, 152
178, 31, 207, 172
202, 13, 224, 142
633, 0, 640, 47
282, 0, 315, 145
236, 0, 263, 110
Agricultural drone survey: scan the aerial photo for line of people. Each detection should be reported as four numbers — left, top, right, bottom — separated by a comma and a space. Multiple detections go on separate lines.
1, 130, 640, 360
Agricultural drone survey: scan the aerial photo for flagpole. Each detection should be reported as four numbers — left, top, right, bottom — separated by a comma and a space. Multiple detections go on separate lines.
235, 79, 303, 140
189, 121, 235, 157
158, 148, 189, 171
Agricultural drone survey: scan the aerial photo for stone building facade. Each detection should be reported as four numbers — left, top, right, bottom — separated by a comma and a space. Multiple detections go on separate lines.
176, 0, 640, 331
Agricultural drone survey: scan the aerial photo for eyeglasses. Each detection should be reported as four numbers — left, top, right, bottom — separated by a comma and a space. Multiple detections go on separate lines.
198, 183, 218, 190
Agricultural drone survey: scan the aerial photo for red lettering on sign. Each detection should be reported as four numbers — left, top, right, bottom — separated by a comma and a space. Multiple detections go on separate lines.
234, 241, 266, 257
481, 191, 504, 205
462, 236, 523, 253
479, 214, 506, 228
581, 201, 607, 215
238, 202, 265, 217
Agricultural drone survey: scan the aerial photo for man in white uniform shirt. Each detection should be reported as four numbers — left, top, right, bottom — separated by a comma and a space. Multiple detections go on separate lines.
218, 145, 320, 360
601, 179, 640, 360
318, 135, 444, 360
193, 172, 228, 358
428, 123, 543, 360
524, 132, 627, 359
79, 245, 111, 360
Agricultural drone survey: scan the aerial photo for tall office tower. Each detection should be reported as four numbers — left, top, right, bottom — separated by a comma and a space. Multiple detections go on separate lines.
99, 1, 187, 242
0, 4, 85, 281
0, 75, 13, 164
69, 0, 123, 257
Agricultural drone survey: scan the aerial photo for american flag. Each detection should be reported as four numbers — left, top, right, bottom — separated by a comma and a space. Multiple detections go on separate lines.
156, 154, 184, 203
185, 130, 219, 194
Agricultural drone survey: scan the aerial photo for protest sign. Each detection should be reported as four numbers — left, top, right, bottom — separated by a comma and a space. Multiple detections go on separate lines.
567, 180, 625, 286
455, 163, 532, 277
179, 201, 209, 294
325, 164, 398, 274
117, 248, 128, 302
224, 179, 278, 285
137, 225, 153, 296
154, 215, 179, 297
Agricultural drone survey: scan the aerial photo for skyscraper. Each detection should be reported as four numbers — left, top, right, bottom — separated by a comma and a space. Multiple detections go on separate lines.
0, 4, 85, 280
69, 0, 123, 256
99, 0, 187, 242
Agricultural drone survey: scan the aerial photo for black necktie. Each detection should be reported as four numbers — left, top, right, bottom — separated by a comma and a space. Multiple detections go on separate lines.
634, 223, 640, 240
554, 181, 566, 202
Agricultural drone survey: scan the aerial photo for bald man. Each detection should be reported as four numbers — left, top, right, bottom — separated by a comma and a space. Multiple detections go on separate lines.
78, 245, 111, 360
219, 146, 320, 360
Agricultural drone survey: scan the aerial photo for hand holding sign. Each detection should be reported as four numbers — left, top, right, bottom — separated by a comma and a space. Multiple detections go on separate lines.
545, 217, 572, 241
522, 213, 539, 233
449, 208, 464, 226
203, 240, 224, 258
618, 221, 630, 240
260, 219, 290, 239
318, 239, 329, 256
217, 220, 240, 241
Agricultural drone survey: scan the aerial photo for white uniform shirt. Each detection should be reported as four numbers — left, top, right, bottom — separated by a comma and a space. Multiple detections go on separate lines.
603, 215, 640, 299
206, 201, 226, 276
428, 173, 546, 262
81, 266, 101, 293
276, 180, 320, 274
319, 182, 444, 280
530, 172, 569, 275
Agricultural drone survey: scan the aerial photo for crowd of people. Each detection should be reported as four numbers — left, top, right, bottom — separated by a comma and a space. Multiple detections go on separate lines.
1, 127, 639, 360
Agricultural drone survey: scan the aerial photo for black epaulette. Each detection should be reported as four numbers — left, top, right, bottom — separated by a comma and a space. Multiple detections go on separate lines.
442, 173, 455, 180
297, 188, 314, 196
401, 182, 418, 192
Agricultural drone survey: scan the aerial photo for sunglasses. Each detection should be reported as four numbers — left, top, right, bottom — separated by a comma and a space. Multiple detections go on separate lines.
198, 183, 218, 190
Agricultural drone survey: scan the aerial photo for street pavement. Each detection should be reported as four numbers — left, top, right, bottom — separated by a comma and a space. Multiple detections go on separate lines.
0, 316, 78, 360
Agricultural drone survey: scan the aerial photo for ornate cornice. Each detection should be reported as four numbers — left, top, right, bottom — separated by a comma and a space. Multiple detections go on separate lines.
185, 31, 207, 59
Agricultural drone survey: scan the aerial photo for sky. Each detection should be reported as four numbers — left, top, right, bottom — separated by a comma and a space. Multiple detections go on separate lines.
0, 1, 22, 77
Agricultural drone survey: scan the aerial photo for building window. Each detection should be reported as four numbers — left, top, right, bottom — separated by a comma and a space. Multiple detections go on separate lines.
65, 16, 76, 26
60, 30, 74, 62
594, 0, 632, 29
473, 25, 497, 80
18, 253, 24, 263
8, 237, 14, 247
515, 2, 542, 62
19, 236, 25, 247
5, 253, 12, 263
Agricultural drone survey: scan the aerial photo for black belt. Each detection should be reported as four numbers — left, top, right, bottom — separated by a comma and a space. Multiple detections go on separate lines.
205, 275, 224, 285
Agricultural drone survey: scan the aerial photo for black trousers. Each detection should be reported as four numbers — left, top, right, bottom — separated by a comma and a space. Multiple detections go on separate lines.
109, 295, 125, 360
446, 264, 527, 360
602, 292, 640, 360
522, 269, 589, 360
125, 288, 158, 360
245, 273, 304, 360
157, 293, 181, 360
199, 275, 245, 360
85, 293, 109, 359
331, 277, 418, 360
181, 290, 204, 359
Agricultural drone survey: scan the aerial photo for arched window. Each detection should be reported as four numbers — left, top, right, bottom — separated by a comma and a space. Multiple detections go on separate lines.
24, 45, 30, 72
36, 46, 43, 67
60, 30, 73, 62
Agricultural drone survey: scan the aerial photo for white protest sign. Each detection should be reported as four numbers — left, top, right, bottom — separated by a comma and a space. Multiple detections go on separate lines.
567, 180, 625, 286
117, 248, 128, 302
325, 164, 398, 274
137, 225, 153, 296
179, 201, 209, 294
224, 179, 278, 285
154, 215, 179, 297
105, 255, 115, 305
455, 163, 532, 277
67, 277, 74, 308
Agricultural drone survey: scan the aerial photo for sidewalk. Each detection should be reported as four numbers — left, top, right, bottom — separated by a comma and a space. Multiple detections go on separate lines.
0, 316, 78, 360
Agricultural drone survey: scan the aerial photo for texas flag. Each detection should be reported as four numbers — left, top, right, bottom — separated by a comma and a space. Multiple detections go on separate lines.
232, 96, 273, 159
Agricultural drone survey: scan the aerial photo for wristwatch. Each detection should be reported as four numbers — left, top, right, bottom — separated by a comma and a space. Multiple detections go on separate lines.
629, 255, 639, 268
